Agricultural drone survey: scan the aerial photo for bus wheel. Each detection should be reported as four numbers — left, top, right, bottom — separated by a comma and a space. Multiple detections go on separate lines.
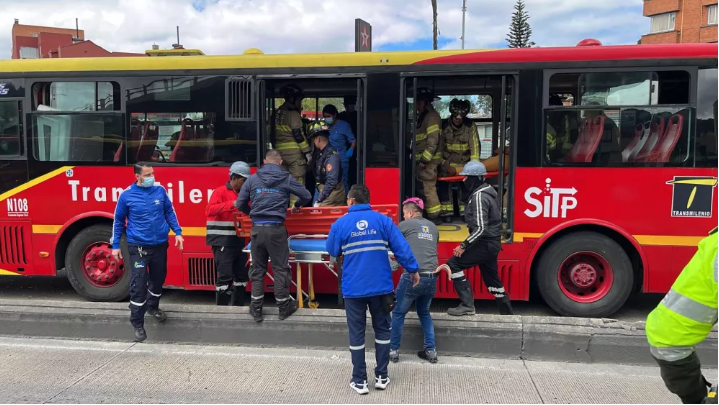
65, 225, 130, 302
536, 231, 633, 318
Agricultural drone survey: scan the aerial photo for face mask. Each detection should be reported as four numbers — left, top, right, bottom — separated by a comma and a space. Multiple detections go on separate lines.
325, 117, 334, 125
141, 176, 155, 188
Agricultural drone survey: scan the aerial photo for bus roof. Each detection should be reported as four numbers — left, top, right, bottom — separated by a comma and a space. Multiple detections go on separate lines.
0, 43, 715, 74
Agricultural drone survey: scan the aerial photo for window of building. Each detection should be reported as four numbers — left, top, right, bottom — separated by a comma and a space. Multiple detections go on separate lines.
19, 46, 38, 59
708, 5, 718, 25
0, 101, 21, 157
650, 12, 676, 33
126, 76, 258, 166
545, 70, 692, 167
696, 68, 717, 167
30, 81, 123, 162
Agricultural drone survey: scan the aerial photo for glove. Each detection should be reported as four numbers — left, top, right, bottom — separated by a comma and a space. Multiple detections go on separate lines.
305, 153, 312, 163
344, 148, 354, 159
389, 259, 400, 272
313, 201, 321, 207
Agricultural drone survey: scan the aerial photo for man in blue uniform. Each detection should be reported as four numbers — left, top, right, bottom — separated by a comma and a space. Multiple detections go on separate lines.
111, 162, 184, 342
236, 150, 312, 322
326, 185, 419, 395
308, 121, 345, 206
322, 104, 355, 195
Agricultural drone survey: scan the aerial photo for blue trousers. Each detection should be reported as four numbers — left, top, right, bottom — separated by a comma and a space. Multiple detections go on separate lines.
390, 273, 437, 350
127, 242, 168, 328
344, 295, 391, 383
340, 158, 350, 196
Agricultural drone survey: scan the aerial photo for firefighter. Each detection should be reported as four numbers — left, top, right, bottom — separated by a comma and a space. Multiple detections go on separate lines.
235, 150, 312, 322
326, 184, 420, 395
646, 228, 718, 404
205, 161, 251, 306
308, 121, 345, 207
414, 87, 443, 224
438, 98, 479, 221
435, 161, 513, 316
273, 84, 312, 206
111, 162, 184, 342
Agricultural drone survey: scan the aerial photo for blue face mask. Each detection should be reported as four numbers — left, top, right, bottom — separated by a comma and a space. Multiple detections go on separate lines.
141, 176, 155, 188
325, 117, 334, 125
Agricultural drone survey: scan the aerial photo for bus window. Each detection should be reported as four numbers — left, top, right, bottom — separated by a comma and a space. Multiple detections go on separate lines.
0, 101, 21, 157
546, 70, 692, 167
695, 68, 717, 168
126, 76, 258, 166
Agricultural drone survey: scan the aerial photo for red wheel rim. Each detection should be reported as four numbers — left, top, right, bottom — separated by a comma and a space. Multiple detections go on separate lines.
81, 242, 124, 288
557, 251, 613, 303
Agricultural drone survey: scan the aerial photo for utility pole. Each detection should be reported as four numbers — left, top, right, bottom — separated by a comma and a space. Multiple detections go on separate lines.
461, 0, 467, 49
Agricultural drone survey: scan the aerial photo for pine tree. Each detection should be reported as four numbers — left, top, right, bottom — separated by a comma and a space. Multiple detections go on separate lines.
506, 0, 535, 48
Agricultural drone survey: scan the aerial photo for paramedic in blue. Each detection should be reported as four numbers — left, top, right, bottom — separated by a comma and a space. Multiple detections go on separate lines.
322, 104, 355, 195
326, 184, 420, 395
111, 162, 184, 343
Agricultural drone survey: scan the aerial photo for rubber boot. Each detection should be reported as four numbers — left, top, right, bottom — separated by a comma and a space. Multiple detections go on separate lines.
215, 287, 232, 306
447, 286, 476, 316
278, 300, 298, 320
496, 295, 514, 315
230, 285, 246, 307
249, 301, 263, 322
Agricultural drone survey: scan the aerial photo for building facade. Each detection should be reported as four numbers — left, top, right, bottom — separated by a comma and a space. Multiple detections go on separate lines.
641, 0, 718, 44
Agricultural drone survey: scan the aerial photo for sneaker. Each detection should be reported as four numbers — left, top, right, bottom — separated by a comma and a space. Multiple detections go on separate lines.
418, 349, 438, 363
389, 349, 399, 363
134, 327, 147, 342
350, 380, 369, 395
147, 309, 167, 322
374, 376, 390, 390
278, 301, 298, 321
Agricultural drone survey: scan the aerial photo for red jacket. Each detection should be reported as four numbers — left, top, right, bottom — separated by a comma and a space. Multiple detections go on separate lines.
205, 182, 242, 246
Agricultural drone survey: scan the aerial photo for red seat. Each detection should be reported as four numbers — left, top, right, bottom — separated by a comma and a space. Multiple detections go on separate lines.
169, 119, 196, 163
634, 115, 666, 162
137, 121, 159, 162
566, 115, 604, 163
621, 122, 650, 163
645, 114, 684, 163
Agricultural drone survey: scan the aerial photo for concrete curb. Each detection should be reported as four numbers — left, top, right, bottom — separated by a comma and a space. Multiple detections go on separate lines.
0, 299, 715, 366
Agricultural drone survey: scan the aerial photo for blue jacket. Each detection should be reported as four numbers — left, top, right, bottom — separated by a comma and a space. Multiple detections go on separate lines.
111, 184, 182, 249
314, 145, 342, 201
236, 163, 312, 223
328, 119, 355, 159
326, 204, 419, 298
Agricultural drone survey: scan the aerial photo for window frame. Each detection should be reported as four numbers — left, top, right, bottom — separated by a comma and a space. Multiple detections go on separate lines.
26, 77, 126, 166
0, 98, 25, 160
708, 5, 718, 26
649, 12, 677, 34
541, 66, 697, 167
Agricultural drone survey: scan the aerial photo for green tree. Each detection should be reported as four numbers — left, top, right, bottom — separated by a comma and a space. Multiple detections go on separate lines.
506, 0, 535, 48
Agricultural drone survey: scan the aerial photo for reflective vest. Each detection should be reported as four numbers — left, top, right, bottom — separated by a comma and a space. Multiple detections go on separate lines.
646, 229, 718, 362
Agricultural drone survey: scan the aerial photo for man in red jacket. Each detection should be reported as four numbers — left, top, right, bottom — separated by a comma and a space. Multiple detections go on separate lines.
206, 161, 251, 306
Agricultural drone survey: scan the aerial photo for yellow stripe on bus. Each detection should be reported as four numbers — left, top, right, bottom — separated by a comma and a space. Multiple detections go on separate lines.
0, 166, 74, 202
32, 225, 63, 234
0, 269, 20, 276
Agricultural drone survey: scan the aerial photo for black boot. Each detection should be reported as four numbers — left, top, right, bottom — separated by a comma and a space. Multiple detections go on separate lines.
249, 300, 263, 322
147, 308, 167, 322
230, 283, 247, 307
447, 285, 476, 316
134, 326, 147, 342
496, 295, 514, 315
278, 300, 298, 320
215, 287, 232, 306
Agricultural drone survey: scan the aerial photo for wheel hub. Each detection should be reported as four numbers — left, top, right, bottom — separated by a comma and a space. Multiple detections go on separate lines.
82, 243, 123, 287
569, 264, 597, 288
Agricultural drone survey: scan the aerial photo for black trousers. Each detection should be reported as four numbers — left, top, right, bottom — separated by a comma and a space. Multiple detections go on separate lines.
446, 239, 506, 298
654, 352, 710, 404
127, 242, 168, 328
212, 245, 249, 290
249, 224, 291, 306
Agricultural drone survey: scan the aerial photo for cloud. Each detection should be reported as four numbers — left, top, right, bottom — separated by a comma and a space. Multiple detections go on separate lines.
0, 0, 645, 59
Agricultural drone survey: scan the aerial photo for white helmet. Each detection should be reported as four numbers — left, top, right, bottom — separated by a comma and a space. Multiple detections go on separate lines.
229, 161, 251, 178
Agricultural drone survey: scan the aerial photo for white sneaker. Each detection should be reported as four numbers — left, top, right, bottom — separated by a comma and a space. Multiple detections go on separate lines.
374, 376, 390, 390
350, 380, 369, 395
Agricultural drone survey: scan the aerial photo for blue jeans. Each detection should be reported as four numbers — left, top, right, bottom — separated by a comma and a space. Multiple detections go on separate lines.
390, 273, 437, 350
344, 295, 391, 383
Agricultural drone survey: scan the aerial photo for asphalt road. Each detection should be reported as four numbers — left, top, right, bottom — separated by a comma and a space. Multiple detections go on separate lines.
0, 271, 663, 321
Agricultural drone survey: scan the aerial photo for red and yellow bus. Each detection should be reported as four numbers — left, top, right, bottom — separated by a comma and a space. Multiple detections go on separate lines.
0, 41, 715, 317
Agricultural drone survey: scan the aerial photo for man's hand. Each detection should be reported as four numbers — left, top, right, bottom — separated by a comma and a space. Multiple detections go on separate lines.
313, 201, 321, 208
453, 245, 465, 257
175, 235, 184, 251
291, 206, 302, 214
112, 248, 122, 261
409, 272, 420, 287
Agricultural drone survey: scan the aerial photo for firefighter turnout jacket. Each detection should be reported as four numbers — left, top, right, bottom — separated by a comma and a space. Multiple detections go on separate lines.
415, 105, 442, 164
442, 118, 480, 169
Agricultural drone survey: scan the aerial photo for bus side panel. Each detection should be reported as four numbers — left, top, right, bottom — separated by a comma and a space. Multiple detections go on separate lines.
642, 245, 697, 293
365, 168, 399, 205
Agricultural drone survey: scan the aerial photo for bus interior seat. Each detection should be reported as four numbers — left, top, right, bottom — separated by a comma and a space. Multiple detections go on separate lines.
622, 121, 650, 162
136, 122, 159, 162
635, 114, 667, 162
169, 118, 195, 162
566, 115, 604, 163
646, 113, 684, 163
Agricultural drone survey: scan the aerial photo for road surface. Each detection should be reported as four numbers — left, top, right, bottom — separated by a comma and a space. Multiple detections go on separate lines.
1, 336, 715, 403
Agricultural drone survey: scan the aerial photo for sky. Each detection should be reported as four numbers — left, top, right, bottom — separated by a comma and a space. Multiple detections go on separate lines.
0, 0, 646, 59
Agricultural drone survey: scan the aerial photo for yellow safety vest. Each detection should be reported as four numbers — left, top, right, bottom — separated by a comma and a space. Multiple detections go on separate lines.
646, 229, 718, 361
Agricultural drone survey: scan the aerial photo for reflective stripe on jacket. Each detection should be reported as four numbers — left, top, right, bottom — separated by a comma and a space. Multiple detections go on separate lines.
205, 182, 242, 246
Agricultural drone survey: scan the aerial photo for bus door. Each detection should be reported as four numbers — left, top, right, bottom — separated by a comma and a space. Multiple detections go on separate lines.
399, 74, 517, 241
256, 75, 366, 203
0, 79, 27, 195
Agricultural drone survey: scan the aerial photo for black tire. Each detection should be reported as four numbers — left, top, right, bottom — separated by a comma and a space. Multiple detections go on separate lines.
536, 231, 633, 318
65, 224, 130, 302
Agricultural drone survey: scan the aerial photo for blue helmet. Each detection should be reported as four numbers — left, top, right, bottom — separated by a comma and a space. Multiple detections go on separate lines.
459, 161, 487, 177
229, 161, 251, 178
